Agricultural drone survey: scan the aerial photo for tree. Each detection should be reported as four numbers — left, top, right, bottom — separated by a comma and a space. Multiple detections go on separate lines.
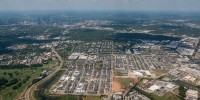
8, 73, 13, 78
0, 77, 8, 86
179, 85, 187, 98
3, 72, 7, 75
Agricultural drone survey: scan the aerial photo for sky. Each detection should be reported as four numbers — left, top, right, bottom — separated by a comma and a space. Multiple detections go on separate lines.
0, 0, 200, 12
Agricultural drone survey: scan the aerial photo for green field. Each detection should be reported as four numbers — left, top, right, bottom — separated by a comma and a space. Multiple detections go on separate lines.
84, 96, 102, 100
0, 60, 57, 100
114, 70, 122, 76
151, 92, 181, 100
134, 86, 181, 100
118, 78, 134, 89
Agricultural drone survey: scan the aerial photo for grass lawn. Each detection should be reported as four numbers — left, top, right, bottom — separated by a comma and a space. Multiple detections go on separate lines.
114, 70, 122, 76
151, 92, 181, 100
0, 60, 58, 100
134, 86, 181, 100
35, 89, 79, 100
118, 78, 134, 89
152, 69, 168, 76
43, 60, 57, 69
84, 96, 102, 100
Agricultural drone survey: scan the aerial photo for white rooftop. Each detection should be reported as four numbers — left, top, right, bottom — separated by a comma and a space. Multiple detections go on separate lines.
186, 89, 198, 98
148, 85, 161, 91
166, 83, 176, 89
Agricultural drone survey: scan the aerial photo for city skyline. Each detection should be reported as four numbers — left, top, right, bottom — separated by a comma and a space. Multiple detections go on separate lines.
0, 0, 200, 12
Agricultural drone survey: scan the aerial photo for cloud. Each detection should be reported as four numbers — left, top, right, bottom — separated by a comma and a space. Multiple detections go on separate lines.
0, 0, 199, 11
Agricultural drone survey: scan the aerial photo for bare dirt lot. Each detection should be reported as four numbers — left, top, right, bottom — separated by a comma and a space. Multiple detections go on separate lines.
112, 77, 124, 92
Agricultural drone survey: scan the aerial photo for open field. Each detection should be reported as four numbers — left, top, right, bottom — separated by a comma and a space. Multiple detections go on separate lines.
0, 68, 43, 100
113, 70, 122, 76
83, 96, 102, 100
113, 77, 123, 92
113, 77, 134, 92
0, 60, 57, 100
152, 69, 168, 77
118, 78, 134, 89
134, 86, 181, 100
151, 92, 181, 100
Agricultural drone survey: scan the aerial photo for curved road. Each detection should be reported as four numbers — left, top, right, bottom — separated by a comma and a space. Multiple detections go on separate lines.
24, 47, 63, 100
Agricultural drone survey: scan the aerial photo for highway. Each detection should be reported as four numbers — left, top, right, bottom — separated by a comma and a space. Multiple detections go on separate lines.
24, 47, 63, 100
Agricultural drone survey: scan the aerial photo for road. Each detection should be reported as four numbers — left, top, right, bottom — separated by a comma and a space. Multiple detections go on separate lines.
103, 42, 113, 100
24, 47, 63, 100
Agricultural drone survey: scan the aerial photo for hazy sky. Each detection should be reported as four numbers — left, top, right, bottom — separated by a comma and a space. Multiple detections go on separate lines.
0, 0, 200, 11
